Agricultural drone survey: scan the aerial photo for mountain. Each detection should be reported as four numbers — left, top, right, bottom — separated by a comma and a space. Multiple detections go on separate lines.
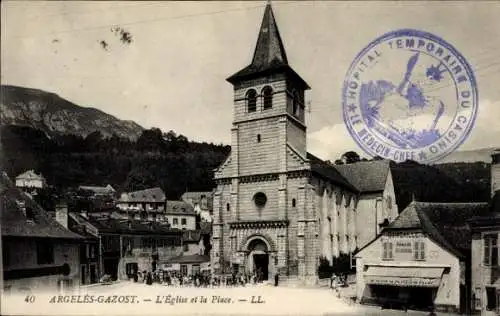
0, 85, 144, 140
433, 147, 498, 164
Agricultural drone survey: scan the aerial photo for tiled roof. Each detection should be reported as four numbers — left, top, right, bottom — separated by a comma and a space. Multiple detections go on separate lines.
385, 201, 490, 257
1, 173, 82, 239
86, 216, 182, 235
16, 169, 45, 181
333, 160, 390, 193
167, 254, 210, 264
165, 200, 196, 215
306, 153, 358, 192
119, 187, 165, 203
79, 184, 115, 195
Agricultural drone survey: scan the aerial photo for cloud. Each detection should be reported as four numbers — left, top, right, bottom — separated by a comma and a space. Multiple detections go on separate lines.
308, 99, 500, 161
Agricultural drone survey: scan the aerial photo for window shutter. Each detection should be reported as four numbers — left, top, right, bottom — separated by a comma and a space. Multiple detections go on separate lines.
485, 239, 491, 265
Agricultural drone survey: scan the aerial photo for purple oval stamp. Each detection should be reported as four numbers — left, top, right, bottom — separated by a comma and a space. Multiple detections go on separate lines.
342, 29, 477, 163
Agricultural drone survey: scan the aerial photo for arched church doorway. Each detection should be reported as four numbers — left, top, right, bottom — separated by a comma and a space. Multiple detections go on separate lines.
247, 238, 269, 281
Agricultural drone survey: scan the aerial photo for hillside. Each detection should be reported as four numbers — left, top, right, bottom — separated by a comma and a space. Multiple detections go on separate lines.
0, 125, 230, 200
433, 147, 497, 164
0, 85, 144, 140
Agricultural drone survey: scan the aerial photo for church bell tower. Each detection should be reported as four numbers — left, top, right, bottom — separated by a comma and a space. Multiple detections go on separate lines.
226, 2, 311, 179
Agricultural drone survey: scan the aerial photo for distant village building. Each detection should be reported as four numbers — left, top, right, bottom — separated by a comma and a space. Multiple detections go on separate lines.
165, 201, 197, 230
1, 173, 83, 294
212, 3, 396, 285
117, 187, 166, 221
78, 184, 115, 197
468, 149, 500, 316
355, 201, 489, 313
15, 170, 47, 190
182, 191, 214, 222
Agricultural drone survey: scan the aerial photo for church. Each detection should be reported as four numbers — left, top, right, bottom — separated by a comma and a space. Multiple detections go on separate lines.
211, 3, 397, 285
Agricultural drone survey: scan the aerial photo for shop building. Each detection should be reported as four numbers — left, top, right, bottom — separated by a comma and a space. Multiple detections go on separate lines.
355, 201, 489, 313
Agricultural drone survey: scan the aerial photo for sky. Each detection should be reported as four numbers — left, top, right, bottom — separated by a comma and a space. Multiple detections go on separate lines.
2, 1, 500, 161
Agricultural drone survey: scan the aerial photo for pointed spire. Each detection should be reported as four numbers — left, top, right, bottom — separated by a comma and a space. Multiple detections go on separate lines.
251, 2, 288, 68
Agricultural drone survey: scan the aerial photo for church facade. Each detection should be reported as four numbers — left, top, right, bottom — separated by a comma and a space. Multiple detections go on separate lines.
211, 3, 394, 285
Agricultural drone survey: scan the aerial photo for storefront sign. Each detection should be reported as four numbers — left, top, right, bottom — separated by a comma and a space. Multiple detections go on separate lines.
366, 276, 440, 287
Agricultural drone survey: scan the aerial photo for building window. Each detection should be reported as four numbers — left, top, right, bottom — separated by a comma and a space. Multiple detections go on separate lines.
36, 240, 54, 264
257, 134, 261, 143
486, 287, 497, 311
181, 218, 187, 225
2, 242, 10, 267
484, 234, 499, 266
173, 218, 178, 225
246, 89, 257, 113
183, 243, 189, 252
227, 203, 230, 212
253, 192, 267, 208
382, 241, 393, 260
413, 241, 425, 260
262, 86, 273, 110
180, 264, 188, 276
292, 198, 296, 208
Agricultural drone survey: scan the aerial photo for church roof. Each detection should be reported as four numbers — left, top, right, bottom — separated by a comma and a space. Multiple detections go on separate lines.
306, 153, 358, 192
334, 160, 391, 193
385, 201, 490, 258
227, 3, 309, 89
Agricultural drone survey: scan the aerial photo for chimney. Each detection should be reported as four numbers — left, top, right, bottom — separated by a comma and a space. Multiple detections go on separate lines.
492, 149, 500, 198
55, 202, 69, 229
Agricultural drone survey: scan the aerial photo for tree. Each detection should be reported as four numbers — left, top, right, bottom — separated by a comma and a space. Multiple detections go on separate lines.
341, 151, 361, 164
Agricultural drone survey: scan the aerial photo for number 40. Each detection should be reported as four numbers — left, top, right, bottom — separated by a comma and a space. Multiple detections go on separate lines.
25, 295, 35, 303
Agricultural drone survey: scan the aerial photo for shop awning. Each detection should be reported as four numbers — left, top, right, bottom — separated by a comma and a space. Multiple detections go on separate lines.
365, 266, 444, 287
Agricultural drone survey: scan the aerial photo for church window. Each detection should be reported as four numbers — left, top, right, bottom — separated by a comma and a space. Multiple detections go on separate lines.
292, 198, 296, 208
386, 196, 392, 209
253, 192, 267, 208
292, 91, 300, 116
257, 134, 261, 143
226, 203, 230, 212
262, 86, 273, 110
246, 89, 257, 113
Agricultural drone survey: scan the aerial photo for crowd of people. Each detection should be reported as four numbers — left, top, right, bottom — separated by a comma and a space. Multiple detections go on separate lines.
133, 268, 273, 287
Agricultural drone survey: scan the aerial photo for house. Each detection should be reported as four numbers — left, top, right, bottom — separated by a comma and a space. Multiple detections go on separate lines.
116, 187, 166, 222
355, 201, 490, 313
161, 229, 211, 276
165, 201, 197, 230
78, 184, 115, 198
211, 2, 395, 285
181, 191, 214, 222
1, 173, 83, 295
67, 213, 183, 281
334, 160, 398, 250
15, 170, 47, 190
467, 149, 500, 315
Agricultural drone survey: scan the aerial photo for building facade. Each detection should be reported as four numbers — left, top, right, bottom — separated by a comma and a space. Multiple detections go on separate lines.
356, 201, 490, 313
164, 201, 197, 230
1, 173, 83, 295
468, 149, 500, 316
15, 169, 47, 190
211, 3, 395, 285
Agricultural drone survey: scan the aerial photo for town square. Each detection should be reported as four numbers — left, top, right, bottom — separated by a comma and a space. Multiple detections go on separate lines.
1, 1, 500, 315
